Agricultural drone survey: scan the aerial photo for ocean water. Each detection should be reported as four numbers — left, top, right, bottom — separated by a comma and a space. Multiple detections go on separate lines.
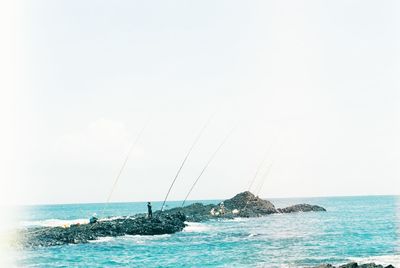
17, 196, 400, 267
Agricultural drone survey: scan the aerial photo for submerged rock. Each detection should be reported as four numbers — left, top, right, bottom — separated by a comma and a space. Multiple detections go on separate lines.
313, 262, 395, 268
277, 203, 326, 213
18, 213, 186, 248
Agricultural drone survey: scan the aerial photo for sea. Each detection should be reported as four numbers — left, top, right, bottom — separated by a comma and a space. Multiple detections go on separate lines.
15, 195, 400, 267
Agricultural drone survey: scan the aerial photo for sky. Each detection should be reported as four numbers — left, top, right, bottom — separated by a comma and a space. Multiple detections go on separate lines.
2, 0, 400, 205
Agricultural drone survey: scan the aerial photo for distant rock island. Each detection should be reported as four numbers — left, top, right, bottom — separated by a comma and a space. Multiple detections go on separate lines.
17, 191, 326, 248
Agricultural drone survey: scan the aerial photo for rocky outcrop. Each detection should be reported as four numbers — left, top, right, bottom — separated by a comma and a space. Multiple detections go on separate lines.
277, 203, 326, 213
18, 191, 326, 248
162, 191, 326, 221
161, 203, 217, 222
18, 213, 186, 248
225, 191, 277, 217
313, 262, 395, 268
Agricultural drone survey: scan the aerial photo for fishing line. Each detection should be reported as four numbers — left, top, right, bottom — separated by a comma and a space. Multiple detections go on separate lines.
160, 112, 216, 211
255, 160, 274, 197
247, 143, 272, 193
100, 118, 150, 218
181, 126, 236, 207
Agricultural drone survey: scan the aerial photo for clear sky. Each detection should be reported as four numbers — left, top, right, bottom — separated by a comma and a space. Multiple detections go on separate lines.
4, 0, 400, 205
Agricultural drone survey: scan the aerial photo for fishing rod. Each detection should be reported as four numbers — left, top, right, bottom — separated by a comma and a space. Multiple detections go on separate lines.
100, 119, 150, 218
255, 160, 274, 197
247, 144, 272, 193
240, 144, 274, 213
160, 114, 214, 211
181, 126, 235, 207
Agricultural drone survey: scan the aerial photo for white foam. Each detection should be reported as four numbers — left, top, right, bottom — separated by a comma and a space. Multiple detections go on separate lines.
351, 254, 400, 266
183, 222, 210, 233
121, 234, 171, 244
232, 217, 249, 222
99, 216, 124, 222
89, 237, 114, 243
20, 218, 89, 228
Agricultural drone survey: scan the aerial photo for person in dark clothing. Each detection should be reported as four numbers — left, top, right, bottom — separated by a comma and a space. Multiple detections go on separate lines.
89, 213, 98, 224
147, 202, 153, 219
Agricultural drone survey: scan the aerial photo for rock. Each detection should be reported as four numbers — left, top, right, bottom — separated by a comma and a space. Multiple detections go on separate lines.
161, 203, 216, 222
18, 191, 327, 248
162, 191, 325, 221
277, 203, 326, 213
17, 212, 186, 248
312, 262, 393, 268
339, 262, 359, 268
224, 191, 277, 217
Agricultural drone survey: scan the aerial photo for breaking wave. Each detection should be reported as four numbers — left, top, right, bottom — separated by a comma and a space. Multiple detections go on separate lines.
183, 222, 210, 233
20, 218, 89, 228
19, 216, 126, 229
89, 237, 114, 243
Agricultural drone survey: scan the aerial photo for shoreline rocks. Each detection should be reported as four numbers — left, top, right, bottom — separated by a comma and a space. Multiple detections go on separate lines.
18, 191, 326, 248
313, 262, 395, 268
18, 213, 186, 248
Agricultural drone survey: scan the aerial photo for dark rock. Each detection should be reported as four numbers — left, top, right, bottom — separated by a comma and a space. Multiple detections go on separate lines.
312, 262, 394, 268
18, 191, 327, 248
277, 203, 326, 213
224, 191, 277, 217
339, 262, 359, 268
162, 191, 325, 221
160, 203, 217, 222
17, 212, 186, 248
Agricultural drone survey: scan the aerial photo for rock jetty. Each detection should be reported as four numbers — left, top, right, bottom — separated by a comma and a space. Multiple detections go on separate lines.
18, 191, 326, 248
18, 213, 186, 248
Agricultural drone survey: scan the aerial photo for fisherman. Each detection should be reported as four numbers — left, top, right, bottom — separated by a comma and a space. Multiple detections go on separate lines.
219, 202, 225, 215
210, 207, 216, 216
89, 213, 98, 224
147, 202, 153, 219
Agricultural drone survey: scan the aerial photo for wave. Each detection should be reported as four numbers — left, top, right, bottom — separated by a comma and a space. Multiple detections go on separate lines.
88, 237, 114, 243
19, 215, 128, 228
20, 218, 89, 228
121, 234, 171, 244
183, 222, 210, 233
231, 217, 250, 222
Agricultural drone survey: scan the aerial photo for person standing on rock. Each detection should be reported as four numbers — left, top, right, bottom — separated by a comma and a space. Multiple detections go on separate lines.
89, 213, 98, 224
219, 202, 225, 215
147, 202, 153, 219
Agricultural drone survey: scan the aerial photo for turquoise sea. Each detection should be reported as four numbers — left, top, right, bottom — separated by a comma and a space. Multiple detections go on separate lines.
18, 196, 400, 267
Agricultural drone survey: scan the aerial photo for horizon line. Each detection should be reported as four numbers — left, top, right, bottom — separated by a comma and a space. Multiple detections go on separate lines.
17, 192, 400, 207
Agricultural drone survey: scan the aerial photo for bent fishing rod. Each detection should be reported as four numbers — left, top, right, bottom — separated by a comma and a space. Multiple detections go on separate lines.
247, 144, 272, 193
160, 114, 215, 212
100, 119, 150, 218
255, 160, 274, 197
181, 126, 235, 207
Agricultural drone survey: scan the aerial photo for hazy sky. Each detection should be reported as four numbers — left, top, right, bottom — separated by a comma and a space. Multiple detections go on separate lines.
7, 0, 400, 205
